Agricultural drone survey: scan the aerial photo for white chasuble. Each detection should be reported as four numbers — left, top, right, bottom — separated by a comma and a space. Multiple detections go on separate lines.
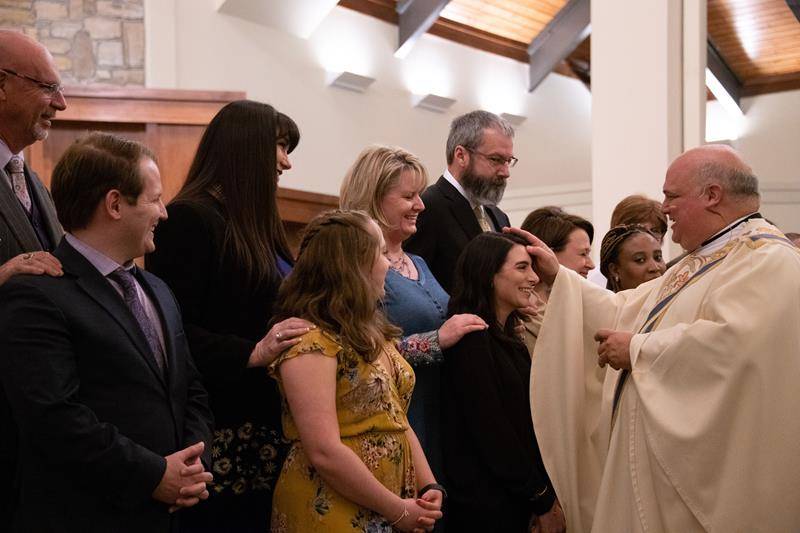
530, 219, 800, 532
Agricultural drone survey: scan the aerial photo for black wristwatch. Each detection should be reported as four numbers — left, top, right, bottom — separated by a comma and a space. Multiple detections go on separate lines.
418, 483, 447, 500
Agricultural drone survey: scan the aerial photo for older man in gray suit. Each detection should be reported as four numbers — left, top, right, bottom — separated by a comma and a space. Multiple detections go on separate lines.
0, 30, 65, 285
0, 30, 67, 529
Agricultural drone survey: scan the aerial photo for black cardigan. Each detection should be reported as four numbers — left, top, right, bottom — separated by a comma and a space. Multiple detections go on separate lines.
442, 329, 555, 531
146, 196, 285, 432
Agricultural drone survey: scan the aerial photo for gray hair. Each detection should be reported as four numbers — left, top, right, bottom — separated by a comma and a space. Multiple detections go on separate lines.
446, 110, 514, 164
697, 161, 760, 198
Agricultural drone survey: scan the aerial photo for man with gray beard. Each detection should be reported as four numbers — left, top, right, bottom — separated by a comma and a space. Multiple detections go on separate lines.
406, 110, 515, 292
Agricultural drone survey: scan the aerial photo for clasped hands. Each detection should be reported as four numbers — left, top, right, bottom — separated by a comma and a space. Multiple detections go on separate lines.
595, 329, 633, 370
152, 441, 213, 513
401, 489, 444, 533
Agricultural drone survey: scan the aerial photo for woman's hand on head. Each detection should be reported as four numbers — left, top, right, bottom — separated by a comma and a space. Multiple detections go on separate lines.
247, 318, 315, 368
437, 313, 488, 349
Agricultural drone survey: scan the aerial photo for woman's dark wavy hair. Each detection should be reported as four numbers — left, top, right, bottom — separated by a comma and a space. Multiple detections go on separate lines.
171, 99, 299, 288
448, 232, 531, 341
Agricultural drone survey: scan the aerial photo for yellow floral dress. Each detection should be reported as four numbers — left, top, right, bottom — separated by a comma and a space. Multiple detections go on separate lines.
269, 328, 417, 532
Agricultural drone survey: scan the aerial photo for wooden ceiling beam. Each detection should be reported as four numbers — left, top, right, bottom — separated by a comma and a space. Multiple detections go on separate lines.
527, 0, 590, 92
786, 0, 800, 22
395, 0, 452, 57
707, 38, 742, 106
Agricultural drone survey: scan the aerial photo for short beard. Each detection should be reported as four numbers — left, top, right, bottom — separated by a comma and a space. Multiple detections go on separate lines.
32, 124, 49, 142
461, 163, 507, 206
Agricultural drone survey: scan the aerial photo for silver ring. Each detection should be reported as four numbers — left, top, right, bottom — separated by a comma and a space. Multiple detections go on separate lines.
22, 252, 33, 261
276, 332, 282, 340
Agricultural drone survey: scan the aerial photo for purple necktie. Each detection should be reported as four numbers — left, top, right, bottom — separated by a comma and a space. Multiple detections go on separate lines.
108, 267, 166, 374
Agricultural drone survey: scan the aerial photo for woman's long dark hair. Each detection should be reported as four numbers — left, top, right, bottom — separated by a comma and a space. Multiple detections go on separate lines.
448, 232, 530, 341
172, 100, 299, 288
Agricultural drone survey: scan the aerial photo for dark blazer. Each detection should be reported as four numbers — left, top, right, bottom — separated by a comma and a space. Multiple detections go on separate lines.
0, 239, 213, 533
405, 176, 510, 292
442, 329, 555, 532
0, 162, 62, 528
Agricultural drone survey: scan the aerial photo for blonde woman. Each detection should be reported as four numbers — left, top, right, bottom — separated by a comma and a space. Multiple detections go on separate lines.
340, 146, 487, 488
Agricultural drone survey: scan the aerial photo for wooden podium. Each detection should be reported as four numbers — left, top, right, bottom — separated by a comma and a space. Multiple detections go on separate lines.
25, 86, 338, 250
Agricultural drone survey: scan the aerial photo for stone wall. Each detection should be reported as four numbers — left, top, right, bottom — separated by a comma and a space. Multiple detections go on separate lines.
0, 0, 145, 85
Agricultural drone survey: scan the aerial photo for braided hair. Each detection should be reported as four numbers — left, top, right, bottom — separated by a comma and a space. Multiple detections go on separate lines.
600, 224, 658, 292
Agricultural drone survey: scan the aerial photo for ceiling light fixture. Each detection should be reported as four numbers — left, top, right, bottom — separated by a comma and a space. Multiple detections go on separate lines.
412, 93, 456, 113
500, 112, 527, 126
326, 71, 376, 93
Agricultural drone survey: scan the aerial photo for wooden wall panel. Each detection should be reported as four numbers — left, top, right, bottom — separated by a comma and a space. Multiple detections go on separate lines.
23, 87, 338, 246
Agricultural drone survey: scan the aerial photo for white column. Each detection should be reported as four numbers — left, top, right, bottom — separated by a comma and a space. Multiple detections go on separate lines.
591, 0, 701, 260
683, 0, 707, 151
145, 0, 177, 88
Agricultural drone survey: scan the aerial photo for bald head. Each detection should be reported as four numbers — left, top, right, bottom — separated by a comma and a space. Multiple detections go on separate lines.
0, 30, 52, 71
671, 145, 759, 201
0, 30, 66, 153
662, 145, 761, 251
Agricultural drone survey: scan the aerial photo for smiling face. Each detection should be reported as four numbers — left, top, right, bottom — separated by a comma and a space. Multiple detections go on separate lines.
379, 169, 425, 243
367, 220, 390, 300
275, 136, 292, 182
119, 157, 167, 261
0, 38, 67, 152
609, 232, 666, 291
661, 165, 710, 251
555, 228, 595, 278
492, 244, 539, 325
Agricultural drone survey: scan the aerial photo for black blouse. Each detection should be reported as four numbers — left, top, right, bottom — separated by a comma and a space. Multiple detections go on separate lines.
442, 328, 555, 530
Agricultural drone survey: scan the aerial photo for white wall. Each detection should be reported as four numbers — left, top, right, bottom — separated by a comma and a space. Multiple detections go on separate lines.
145, 0, 592, 201
704, 89, 800, 231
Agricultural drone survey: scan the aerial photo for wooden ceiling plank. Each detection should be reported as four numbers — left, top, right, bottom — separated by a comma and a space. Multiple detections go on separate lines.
396, 0, 452, 56
527, 0, 590, 92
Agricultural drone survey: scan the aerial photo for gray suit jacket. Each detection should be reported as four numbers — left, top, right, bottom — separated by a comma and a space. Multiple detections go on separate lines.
0, 162, 61, 530
0, 163, 62, 262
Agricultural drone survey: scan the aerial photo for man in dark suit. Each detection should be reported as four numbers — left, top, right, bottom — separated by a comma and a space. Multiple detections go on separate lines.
405, 110, 515, 292
0, 132, 214, 532
0, 30, 68, 529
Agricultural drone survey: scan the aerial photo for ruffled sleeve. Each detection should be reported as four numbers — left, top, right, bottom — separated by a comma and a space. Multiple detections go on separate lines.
268, 328, 343, 379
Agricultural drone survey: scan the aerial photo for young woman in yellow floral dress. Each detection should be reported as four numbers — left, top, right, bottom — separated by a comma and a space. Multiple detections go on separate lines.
269, 210, 444, 532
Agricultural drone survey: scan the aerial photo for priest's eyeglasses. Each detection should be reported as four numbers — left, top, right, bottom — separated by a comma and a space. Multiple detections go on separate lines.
465, 148, 519, 168
0, 68, 64, 97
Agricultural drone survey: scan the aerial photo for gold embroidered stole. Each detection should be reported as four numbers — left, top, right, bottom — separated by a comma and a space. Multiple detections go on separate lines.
610, 227, 794, 416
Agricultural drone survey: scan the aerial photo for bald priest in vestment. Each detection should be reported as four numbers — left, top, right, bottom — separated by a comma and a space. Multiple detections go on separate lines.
522, 145, 800, 532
